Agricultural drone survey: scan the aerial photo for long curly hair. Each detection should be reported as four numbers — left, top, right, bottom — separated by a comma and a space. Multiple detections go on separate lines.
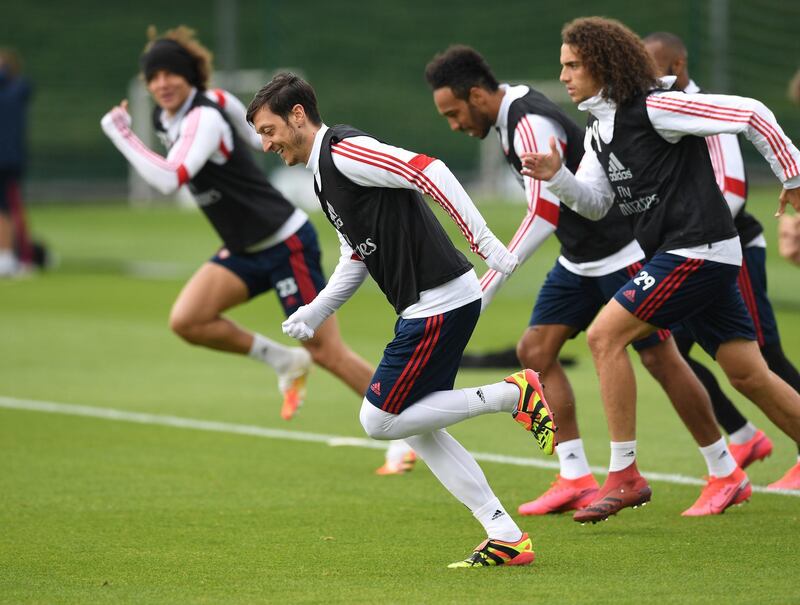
562, 17, 658, 106
142, 25, 214, 90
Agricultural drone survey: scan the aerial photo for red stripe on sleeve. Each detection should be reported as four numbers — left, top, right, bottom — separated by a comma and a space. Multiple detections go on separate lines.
214, 89, 226, 108
408, 154, 436, 171
177, 164, 190, 185
535, 199, 560, 226
219, 139, 231, 159
724, 176, 746, 197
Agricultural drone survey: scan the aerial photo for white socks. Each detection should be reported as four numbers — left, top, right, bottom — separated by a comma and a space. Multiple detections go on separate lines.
699, 437, 737, 478
404, 430, 521, 543
248, 333, 301, 373
728, 421, 758, 445
0, 250, 18, 276
556, 438, 591, 479
384, 439, 413, 466
609, 440, 637, 472
472, 498, 522, 543
463, 382, 520, 416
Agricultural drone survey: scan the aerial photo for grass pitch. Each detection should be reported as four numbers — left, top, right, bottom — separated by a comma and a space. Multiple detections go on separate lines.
1, 189, 799, 604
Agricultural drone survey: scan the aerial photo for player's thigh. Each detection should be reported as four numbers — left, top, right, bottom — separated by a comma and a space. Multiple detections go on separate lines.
171, 262, 250, 323
519, 323, 577, 362
589, 298, 655, 351
715, 338, 771, 388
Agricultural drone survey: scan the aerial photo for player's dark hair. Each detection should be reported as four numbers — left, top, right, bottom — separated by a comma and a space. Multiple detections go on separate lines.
424, 45, 499, 100
141, 25, 212, 91
562, 17, 658, 106
246, 72, 322, 126
643, 31, 688, 58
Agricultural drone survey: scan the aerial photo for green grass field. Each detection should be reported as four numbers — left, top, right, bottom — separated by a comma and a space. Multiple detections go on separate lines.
2, 190, 799, 604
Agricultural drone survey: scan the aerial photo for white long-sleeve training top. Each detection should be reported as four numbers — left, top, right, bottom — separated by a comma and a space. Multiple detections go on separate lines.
481, 84, 644, 309
101, 88, 264, 195
548, 79, 800, 265
306, 124, 498, 319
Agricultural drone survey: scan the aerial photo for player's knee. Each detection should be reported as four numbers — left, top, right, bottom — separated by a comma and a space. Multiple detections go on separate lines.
169, 312, 198, 343
638, 347, 667, 381
728, 369, 771, 397
359, 398, 393, 440
516, 331, 556, 371
586, 324, 611, 357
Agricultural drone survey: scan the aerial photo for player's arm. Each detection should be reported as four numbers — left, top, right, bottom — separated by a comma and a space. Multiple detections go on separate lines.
481, 114, 562, 310
208, 88, 264, 151
521, 131, 616, 220
330, 136, 518, 275
100, 102, 225, 194
282, 233, 369, 341
646, 90, 800, 214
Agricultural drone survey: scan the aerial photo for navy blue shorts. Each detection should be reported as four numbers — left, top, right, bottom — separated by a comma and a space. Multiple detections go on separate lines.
614, 253, 756, 358
366, 299, 481, 414
737, 246, 779, 347
211, 221, 326, 317
530, 260, 669, 351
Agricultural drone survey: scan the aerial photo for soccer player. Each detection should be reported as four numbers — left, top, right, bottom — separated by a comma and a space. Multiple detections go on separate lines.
424, 45, 749, 516
0, 48, 34, 277
247, 72, 555, 567
643, 31, 800, 490
101, 26, 373, 420
523, 17, 800, 522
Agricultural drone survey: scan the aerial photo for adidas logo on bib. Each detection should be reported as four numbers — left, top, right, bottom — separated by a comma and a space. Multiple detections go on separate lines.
608, 152, 633, 182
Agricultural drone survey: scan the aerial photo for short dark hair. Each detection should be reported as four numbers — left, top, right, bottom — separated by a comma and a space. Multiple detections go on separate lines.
562, 17, 658, 106
246, 72, 322, 125
424, 45, 499, 100
643, 31, 688, 58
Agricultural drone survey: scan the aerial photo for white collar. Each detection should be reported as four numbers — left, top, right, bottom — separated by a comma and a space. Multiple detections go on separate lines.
578, 90, 615, 118
684, 79, 700, 94
577, 75, 679, 116
306, 123, 329, 174
494, 83, 529, 131
658, 75, 678, 90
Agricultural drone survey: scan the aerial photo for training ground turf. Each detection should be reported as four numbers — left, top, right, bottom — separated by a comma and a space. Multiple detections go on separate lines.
2, 190, 799, 604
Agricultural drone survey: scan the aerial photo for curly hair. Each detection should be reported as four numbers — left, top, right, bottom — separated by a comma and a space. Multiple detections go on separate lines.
142, 25, 213, 90
562, 17, 658, 106
424, 45, 499, 99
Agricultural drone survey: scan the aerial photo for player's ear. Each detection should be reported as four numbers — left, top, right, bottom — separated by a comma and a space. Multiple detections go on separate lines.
290, 103, 306, 126
468, 86, 489, 108
673, 56, 686, 77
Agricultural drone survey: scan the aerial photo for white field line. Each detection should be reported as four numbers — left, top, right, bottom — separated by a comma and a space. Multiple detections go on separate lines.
1, 395, 798, 498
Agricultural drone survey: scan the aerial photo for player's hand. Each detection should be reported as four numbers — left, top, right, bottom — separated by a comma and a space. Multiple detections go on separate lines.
100, 99, 132, 131
482, 238, 519, 275
778, 214, 800, 265
775, 186, 800, 217
281, 304, 326, 341
520, 136, 562, 181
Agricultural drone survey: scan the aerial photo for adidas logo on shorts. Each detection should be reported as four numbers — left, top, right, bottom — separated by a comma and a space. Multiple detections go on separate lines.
623, 289, 636, 303
370, 382, 381, 396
